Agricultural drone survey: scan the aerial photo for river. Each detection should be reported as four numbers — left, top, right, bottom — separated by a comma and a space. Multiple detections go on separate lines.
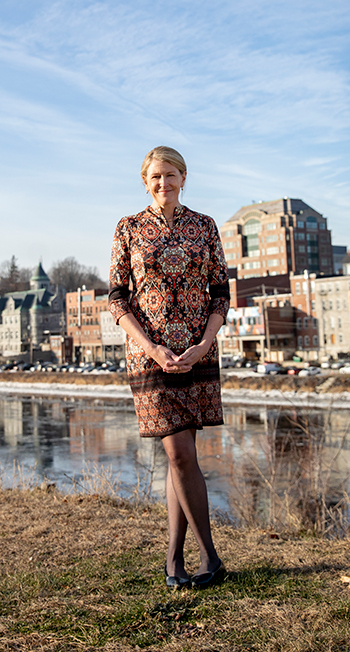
1, 395, 349, 524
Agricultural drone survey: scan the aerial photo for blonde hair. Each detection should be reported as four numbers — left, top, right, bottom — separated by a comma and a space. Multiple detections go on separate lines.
141, 146, 187, 179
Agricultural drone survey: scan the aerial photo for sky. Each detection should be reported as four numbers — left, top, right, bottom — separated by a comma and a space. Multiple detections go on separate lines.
0, 0, 349, 282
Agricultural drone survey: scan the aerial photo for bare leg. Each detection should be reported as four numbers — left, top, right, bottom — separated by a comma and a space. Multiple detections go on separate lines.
162, 428, 220, 575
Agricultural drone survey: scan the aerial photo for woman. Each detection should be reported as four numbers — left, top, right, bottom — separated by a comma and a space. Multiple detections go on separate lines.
109, 146, 230, 589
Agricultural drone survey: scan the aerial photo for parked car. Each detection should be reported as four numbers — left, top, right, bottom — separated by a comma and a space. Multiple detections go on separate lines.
220, 355, 237, 369
339, 365, 350, 374
331, 361, 345, 370
257, 362, 283, 375
287, 366, 302, 376
298, 367, 322, 377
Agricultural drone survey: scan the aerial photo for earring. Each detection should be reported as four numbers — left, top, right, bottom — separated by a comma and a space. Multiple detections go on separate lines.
180, 187, 184, 200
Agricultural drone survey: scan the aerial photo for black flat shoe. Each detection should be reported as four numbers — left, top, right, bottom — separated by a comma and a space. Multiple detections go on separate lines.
164, 565, 191, 590
191, 559, 225, 589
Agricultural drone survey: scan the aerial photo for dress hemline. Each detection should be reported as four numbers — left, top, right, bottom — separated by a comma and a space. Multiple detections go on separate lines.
140, 419, 224, 439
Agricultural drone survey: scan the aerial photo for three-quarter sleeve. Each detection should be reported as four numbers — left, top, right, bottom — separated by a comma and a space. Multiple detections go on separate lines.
108, 218, 133, 324
207, 218, 230, 320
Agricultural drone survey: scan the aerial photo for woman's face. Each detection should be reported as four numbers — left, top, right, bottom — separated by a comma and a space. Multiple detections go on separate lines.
143, 159, 186, 209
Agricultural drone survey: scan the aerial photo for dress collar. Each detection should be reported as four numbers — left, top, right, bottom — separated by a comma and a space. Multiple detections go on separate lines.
148, 204, 185, 220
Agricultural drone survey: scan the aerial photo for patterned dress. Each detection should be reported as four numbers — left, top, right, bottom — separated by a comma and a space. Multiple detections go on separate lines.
109, 205, 230, 437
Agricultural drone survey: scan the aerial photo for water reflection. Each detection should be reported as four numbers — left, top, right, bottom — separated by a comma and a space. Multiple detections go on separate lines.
0, 396, 349, 521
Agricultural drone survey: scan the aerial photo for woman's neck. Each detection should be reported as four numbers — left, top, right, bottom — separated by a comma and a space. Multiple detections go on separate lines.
151, 201, 182, 223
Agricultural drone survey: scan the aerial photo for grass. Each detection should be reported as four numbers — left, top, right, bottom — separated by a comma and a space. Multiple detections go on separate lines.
1, 488, 350, 651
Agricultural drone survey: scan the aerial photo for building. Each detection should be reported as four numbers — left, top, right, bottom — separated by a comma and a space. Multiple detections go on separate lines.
342, 252, 350, 276
333, 245, 347, 275
289, 272, 319, 360
314, 275, 350, 359
222, 273, 295, 361
66, 287, 109, 362
0, 262, 65, 359
100, 311, 125, 360
220, 198, 333, 280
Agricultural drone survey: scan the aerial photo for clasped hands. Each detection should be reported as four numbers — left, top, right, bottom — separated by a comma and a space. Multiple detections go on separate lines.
150, 343, 208, 373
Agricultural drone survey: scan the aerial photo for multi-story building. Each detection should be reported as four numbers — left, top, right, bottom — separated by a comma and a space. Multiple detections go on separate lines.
333, 245, 347, 275
314, 276, 350, 359
66, 287, 109, 362
0, 263, 65, 359
289, 272, 319, 360
221, 198, 333, 280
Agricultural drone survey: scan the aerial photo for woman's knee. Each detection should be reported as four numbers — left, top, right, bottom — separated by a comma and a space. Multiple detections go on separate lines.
162, 430, 197, 471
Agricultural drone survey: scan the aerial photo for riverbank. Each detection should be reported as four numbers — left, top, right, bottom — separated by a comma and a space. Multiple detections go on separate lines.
1, 487, 350, 652
1, 371, 350, 409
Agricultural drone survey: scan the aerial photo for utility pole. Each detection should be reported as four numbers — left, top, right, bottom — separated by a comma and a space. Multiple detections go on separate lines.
262, 284, 271, 361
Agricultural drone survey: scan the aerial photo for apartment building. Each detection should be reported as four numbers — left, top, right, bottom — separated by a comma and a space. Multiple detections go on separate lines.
289, 272, 319, 360
314, 276, 350, 359
66, 288, 108, 362
221, 198, 333, 280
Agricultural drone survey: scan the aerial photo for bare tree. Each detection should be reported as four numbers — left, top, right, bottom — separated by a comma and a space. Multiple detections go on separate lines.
0, 256, 31, 295
49, 257, 106, 292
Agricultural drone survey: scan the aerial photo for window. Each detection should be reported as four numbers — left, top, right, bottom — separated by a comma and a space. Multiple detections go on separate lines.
299, 245, 305, 252
248, 249, 260, 257
295, 282, 301, 295
296, 317, 302, 330
267, 259, 279, 267
223, 229, 233, 237
297, 221, 304, 228
303, 318, 309, 329
311, 281, 315, 292
312, 318, 317, 329
330, 316, 335, 328
295, 232, 305, 240
338, 318, 342, 328
313, 335, 318, 346
339, 334, 343, 343
329, 300, 333, 310
225, 241, 236, 249
322, 300, 326, 310
302, 282, 307, 294
321, 258, 328, 266
304, 336, 310, 347
243, 219, 261, 235
266, 234, 278, 243
266, 222, 276, 230
298, 336, 303, 348
226, 253, 235, 260
280, 246, 284, 253
306, 216, 318, 229
267, 246, 279, 255
243, 261, 260, 269
319, 223, 326, 230
298, 304, 302, 311
337, 300, 341, 310
335, 283, 340, 292
311, 300, 315, 310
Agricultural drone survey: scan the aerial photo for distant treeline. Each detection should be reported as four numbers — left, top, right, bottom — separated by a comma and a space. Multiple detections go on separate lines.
0, 256, 106, 295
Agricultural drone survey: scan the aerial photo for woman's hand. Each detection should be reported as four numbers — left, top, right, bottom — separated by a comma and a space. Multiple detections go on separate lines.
150, 344, 192, 373
176, 342, 209, 369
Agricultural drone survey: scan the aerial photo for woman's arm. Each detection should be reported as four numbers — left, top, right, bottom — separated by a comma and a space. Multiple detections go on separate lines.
175, 313, 224, 368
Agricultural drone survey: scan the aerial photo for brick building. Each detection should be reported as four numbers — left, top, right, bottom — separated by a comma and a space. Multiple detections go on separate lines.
66, 288, 108, 362
289, 272, 319, 360
220, 198, 333, 280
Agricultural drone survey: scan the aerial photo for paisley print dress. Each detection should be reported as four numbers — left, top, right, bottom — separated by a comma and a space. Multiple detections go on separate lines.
109, 205, 230, 437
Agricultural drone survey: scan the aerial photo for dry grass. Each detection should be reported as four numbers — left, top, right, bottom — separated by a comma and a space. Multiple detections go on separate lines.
1, 487, 350, 651
1, 371, 350, 394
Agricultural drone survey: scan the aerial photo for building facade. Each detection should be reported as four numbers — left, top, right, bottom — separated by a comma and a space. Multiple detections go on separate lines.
0, 263, 65, 359
66, 288, 109, 362
314, 275, 350, 359
220, 198, 333, 280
